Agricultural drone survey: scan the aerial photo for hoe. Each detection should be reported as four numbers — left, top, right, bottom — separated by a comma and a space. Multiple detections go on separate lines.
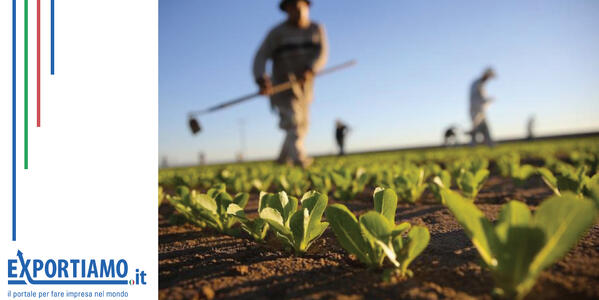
188, 60, 356, 134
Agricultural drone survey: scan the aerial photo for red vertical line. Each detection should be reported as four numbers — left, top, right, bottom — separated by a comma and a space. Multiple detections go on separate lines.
37, 0, 40, 127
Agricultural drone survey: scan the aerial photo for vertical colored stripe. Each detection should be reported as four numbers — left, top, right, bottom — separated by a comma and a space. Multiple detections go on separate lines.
12, 0, 17, 241
25, 0, 29, 169
51, 0, 54, 75
37, 0, 40, 127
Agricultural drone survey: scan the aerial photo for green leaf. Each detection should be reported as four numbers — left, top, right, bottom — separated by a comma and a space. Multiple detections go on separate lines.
397, 225, 430, 275
474, 169, 490, 190
359, 211, 392, 240
492, 226, 544, 299
443, 189, 499, 267
537, 167, 560, 196
260, 207, 292, 237
325, 204, 372, 265
194, 193, 217, 214
259, 192, 287, 218
289, 209, 309, 252
390, 222, 411, 238
529, 194, 597, 274
226, 203, 247, 221
360, 211, 393, 266
300, 191, 329, 242
373, 187, 398, 224
282, 192, 298, 221
494, 201, 532, 243
233, 193, 249, 208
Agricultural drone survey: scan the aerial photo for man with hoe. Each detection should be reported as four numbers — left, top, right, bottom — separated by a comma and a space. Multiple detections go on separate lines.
253, 0, 328, 168
469, 67, 496, 147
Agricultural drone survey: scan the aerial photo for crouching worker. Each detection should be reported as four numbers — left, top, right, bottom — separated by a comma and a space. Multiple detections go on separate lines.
252, 0, 328, 168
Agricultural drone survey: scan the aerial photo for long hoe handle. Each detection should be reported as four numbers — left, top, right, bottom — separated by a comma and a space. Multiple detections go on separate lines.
188, 60, 356, 117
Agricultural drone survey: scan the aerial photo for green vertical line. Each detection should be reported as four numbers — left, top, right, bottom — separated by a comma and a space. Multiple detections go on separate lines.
24, 0, 28, 169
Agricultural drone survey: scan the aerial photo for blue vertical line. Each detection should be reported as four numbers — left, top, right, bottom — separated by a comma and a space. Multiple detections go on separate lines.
12, 0, 17, 241
51, 0, 54, 75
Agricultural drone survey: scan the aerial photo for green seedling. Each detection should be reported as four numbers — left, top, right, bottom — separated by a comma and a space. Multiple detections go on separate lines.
278, 169, 310, 197
393, 168, 426, 203
326, 187, 430, 276
309, 172, 332, 195
456, 168, 489, 200
538, 165, 599, 198
443, 189, 597, 300
252, 174, 274, 192
331, 168, 370, 200
259, 191, 329, 255
497, 153, 540, 185
177, 184, 249, 234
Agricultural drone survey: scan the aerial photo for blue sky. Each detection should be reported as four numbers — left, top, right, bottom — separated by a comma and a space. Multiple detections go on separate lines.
159, 0, 599, 165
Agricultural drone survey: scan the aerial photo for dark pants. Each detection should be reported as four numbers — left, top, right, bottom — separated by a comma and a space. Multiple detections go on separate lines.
470, 120, 494, 147
336, 137, 345, 156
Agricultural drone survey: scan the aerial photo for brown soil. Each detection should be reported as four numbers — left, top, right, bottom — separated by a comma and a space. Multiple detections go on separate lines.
158, 175, 599, 300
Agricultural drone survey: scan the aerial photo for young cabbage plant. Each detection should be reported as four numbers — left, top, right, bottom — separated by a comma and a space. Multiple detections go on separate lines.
277, 169, 310, 197
511, 164, 537, 186
429, 171, 451, 204
449, 158, 489, 185
326, 188, 430, 276
538, 165, 598, 198
456, 168, 489, 200
251, 174, 274, 193
443, 189, 597, 300
331, 168, 370, 200
393, 168, 426, 203
309, 172, 332, 195
496, 154, 538, 186
259, 191, 329, 255
497, 153, 521, 178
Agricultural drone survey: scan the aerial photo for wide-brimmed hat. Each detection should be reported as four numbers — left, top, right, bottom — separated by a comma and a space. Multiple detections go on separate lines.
279, 0, 311, 11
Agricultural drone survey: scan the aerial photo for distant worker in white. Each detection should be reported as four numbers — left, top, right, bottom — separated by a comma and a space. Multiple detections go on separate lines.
253, 0, 328, 168
469, 68, 496, 147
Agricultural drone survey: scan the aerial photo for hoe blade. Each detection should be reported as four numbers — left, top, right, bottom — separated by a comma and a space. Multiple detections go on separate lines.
189, 118, 202, 134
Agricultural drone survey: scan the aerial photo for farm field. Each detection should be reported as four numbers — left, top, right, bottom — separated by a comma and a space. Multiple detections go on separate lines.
158, 137, 599, 300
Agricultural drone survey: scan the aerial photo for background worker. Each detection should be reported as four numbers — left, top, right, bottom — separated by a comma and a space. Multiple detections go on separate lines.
443, 125, 458, 146
527, 115, 536, 140
252, 0, 328, 168
469, 67, 496, 147
335, 120, 349, 156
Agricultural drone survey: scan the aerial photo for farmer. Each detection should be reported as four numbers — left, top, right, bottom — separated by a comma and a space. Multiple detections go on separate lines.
253, 0, 328, 168
335, 120, 349, 156
469, 67, 496, 147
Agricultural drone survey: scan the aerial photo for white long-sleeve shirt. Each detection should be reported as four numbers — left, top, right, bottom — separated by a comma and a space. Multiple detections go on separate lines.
469, 78, 492, 127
